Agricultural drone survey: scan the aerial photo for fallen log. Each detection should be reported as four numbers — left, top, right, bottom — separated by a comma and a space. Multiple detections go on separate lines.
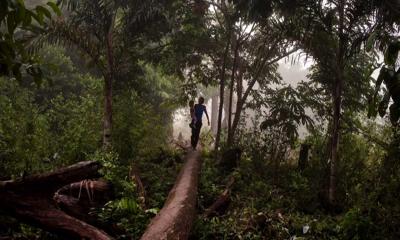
0, 161, 101, 193
1, 193, 112, 240
0, 161, 113, 240
53, 179, 113, 222
140, 150, 202, 240
203, 176, 235, 218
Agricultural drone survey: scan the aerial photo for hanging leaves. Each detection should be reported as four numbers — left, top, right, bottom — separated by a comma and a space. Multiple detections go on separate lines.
0, 0, 60, 80
369, 39, 400, 125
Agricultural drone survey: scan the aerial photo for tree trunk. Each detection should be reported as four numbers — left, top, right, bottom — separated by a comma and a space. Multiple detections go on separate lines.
298, 144, 311, 171
103, 20, 115, 149
328, 0, 345, 207
214, 39, 231, 151
227, 40, 240, 146
222, 89, 230, 128
0, 161, 112, 240
1, 195, 112, 240
211, 94, 219, 135
140, 151, 202, 240
230, 48, 299, 143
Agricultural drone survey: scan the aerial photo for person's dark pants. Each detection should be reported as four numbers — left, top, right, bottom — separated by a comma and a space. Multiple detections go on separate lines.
191, 121, 202, 149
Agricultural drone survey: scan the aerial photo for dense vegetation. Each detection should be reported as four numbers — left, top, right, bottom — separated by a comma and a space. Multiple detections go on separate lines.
1, 0, 400, 239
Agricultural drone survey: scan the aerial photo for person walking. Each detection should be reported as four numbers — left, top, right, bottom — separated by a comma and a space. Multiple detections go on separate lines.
191, 97, 210, 150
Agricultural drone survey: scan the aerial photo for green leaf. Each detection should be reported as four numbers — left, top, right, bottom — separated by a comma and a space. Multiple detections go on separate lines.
16, 0, 26, 21
47, 2, 61, 16
36, 6, 52, 19
31, 10, 44, 25
366, 32, 377, 52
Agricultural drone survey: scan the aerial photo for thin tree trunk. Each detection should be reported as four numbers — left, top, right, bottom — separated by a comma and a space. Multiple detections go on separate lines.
227, 40, 240, 146
215, 39, 231, 151
230, 49, 298, 141
103, 20, 115, 149
211, 94, 219, 135
222, 90, 229, 128
328, 0, 345, 206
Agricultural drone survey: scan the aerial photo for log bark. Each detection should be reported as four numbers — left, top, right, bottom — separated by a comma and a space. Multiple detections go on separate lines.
53, 180, 113, 222
1, 194, 112, 240
0, 161, 101, 193
140, 151, 202, 240
0, 161, 113, 240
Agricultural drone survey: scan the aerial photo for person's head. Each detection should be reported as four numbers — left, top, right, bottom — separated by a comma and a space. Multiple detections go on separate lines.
198, 96, 205, 104
189, 100, 194, 107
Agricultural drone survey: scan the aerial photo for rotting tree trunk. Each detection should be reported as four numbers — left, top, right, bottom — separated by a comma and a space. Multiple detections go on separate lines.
140, 151, 202, 240
329, 0, 345, 207
1, 194, 112, 240
53, 180, 113, 222
0, 161, 113, 240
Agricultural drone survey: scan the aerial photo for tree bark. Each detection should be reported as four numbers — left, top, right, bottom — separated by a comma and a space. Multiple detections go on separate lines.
328, 0, 345, 207
222, 89, 230, 129
103, 17, 115, 149
211, 94, 219, 135
1, 194, 112, 240
140, 151, 202, 240
214, 39, 231, 151
53, 180, 113, 222
0, 161, 101, 192
0, 161, 112, 240
298, 144, 311, 171
227, 39, 240, 146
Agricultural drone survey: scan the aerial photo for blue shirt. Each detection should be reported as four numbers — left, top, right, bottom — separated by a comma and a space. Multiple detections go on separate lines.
194, 104, 206, 122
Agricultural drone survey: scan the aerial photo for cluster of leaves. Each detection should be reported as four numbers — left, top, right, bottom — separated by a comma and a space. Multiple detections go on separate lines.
369, 38, 400, 125
259, 85, 314, 145
0, 0, 60, 81
194, 117, 396, 239
93, 148, 183, 239
0, 45, 102, 178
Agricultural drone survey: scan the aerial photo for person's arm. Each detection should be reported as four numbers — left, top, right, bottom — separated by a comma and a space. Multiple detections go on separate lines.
204, 106, 210, 126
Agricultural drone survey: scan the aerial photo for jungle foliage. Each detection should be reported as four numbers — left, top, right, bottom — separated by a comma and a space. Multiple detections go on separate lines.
0, 0, 400, 239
